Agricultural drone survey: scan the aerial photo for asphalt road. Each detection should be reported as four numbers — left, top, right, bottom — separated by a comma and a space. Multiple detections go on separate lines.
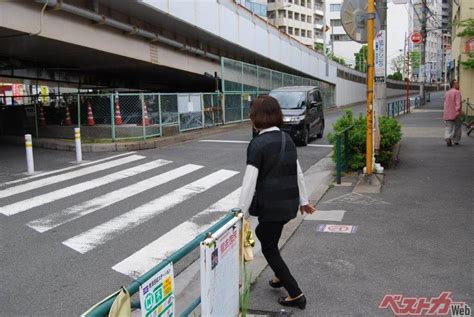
0, 102, 368, 316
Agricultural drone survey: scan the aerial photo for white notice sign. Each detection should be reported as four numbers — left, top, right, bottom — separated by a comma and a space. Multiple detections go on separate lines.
375, 30, 386, 82
200, 222, 241, 317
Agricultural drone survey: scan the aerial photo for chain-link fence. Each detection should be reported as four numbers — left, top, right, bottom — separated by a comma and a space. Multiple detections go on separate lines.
0, 92, 224, 141
221, 57, 336, 108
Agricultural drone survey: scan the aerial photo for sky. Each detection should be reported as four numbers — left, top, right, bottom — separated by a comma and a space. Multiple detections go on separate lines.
387, 1, 410, 73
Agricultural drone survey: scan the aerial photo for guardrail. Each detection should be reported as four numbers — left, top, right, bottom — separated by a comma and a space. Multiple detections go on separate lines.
83, 209, 243, 317
335, 125, 353, 184
387, 96, 422, 118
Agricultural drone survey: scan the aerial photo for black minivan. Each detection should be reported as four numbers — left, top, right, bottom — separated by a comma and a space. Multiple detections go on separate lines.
252, 86, 325, 146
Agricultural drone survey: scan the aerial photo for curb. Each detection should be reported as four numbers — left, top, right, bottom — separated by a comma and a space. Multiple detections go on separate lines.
0, 121, 252, 152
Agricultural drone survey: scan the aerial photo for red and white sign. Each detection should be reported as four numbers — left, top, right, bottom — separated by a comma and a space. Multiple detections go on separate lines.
410, 32, 422, 44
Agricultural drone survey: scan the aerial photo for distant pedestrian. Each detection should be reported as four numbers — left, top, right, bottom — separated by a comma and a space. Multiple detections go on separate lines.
238, 95, 316, 310
443, 79, 462, 146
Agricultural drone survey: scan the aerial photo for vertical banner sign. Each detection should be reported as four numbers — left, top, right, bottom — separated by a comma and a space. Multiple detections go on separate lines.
12, 84, 24, 104
139, 263, 175, 317
375, 31, 386, 83
200, 222, 241, 317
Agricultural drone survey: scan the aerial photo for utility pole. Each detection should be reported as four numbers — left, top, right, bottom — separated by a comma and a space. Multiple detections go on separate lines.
365, 0, 375, 175
420, 0, 427, 104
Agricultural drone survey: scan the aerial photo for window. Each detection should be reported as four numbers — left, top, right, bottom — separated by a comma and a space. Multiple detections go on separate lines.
302, 29, 306, 37
288, 11, 293, 19
295, 28, 300, 36
331, 19, 342, 27
288, 27, 294, 35
278, 9, 286, 18
307, 31, 312, 38
301, 0, 306, 6
307, 16, 312, 23
301, 14, 306, 22
330, 4, 341, 12
295, 12, 300, 20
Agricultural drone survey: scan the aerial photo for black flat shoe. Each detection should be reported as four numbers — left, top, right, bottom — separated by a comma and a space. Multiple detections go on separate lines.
278, 295, 306, 310
269, 279, 283, 288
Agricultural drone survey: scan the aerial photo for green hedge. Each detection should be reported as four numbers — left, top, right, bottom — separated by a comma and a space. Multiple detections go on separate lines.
327, 109, 402, 170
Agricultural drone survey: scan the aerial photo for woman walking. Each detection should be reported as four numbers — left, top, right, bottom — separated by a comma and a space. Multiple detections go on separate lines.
239, 95, 316, 309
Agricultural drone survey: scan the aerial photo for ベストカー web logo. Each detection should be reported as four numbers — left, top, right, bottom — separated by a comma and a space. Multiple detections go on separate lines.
379, 292, 471, 316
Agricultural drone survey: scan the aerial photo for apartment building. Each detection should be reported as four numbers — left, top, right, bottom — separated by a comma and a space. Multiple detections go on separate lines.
325, 0, 362, 67
409, 0, 444, 82
267, 0, 325, 48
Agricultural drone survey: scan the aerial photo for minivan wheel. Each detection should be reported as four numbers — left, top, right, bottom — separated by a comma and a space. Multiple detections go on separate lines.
317, 121, 325, 138
301, 127, 309, 146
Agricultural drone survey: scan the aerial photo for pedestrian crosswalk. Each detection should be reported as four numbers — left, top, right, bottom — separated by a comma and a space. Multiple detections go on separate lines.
0, 152, 241, 279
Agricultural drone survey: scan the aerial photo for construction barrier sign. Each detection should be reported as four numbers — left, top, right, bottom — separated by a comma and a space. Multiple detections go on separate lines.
200, 218, 241, 317
139, 262, 175, 317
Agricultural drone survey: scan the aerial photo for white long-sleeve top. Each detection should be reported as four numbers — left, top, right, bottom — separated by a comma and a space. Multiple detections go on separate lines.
238, 127, 309, 217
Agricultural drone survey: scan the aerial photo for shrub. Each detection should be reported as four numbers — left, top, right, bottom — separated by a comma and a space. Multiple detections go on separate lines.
328, 109, 402, 170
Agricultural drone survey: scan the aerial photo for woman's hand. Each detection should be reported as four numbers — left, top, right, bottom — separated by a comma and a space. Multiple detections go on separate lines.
300, 204, 316, 215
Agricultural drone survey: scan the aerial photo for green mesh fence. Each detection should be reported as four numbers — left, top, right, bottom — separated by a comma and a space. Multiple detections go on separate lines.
221, 57, 335, 108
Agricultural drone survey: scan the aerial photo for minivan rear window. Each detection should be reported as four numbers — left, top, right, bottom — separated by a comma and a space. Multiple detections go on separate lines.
269, 91, 306, 109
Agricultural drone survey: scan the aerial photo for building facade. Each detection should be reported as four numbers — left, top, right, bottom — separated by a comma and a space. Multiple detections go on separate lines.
451, 0, 474, 108
408, 0, 444, 82
236, 0, 268, 18
267, 0, 325, 48
325, 0, 362, 67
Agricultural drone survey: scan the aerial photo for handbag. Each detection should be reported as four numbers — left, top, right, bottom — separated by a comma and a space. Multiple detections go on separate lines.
108, 286, 131, 317
249, 132, 286, 216
243, 219, 255, 262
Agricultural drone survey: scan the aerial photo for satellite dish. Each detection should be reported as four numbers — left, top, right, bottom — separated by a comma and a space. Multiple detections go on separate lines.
341, 0, 381, 44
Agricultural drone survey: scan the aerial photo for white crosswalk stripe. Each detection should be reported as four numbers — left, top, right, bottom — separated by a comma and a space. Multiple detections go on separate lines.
27, 164, 203, 232
62, 169, 239, 254
0, 154, 145, 199
1, 152, 136, 187
4, 153, 243, 278
0, 159, 172, 216
112, 187, 241, 278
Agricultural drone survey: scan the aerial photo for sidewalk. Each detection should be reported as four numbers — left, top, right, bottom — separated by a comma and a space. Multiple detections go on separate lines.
248, 92, 473, 316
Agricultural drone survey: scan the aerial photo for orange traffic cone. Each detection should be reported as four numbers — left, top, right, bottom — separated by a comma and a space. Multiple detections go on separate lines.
114, 97, 123, 125
38, 105, 46, 127
86, 102, 95, 126
64, 106, 72, 126
142, 101, 151, 126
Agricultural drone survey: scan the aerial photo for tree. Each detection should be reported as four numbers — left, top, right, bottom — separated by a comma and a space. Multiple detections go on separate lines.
354, 45, 368, 72
314, 43, 324, 53
387, 72, 403, 80
390, 55, 404, 74
327, 51, 346, 66
410, 51, 421, 71
457, 18, 474, 69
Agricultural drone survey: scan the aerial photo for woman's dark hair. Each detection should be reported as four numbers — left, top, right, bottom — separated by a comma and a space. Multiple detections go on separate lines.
249, 95, 283, 130
450, 79, 457, 88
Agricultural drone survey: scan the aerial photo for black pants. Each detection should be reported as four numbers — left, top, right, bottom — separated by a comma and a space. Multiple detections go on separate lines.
255, 221, 302, 298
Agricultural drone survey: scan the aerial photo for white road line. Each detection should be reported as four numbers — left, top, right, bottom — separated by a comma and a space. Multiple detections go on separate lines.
307, 144, 334, 148
200, 139, 333, 148
62, 169, 239, 254
112, 188, 241, 278
27, 164, 203, 232
304, 210, 346, 222
0, 159, 171, 216
0, 155, 144, 200
1, 152, 136, 187
199, 140, 250, 144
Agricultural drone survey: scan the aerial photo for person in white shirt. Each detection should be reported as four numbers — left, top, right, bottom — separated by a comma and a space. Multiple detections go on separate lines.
238, 96, 316, 309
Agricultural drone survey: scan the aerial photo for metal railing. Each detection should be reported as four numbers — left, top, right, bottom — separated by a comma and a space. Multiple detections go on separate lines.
83, 209, 242, 317
387, 96, 422, 118
335, 125, 353, 184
